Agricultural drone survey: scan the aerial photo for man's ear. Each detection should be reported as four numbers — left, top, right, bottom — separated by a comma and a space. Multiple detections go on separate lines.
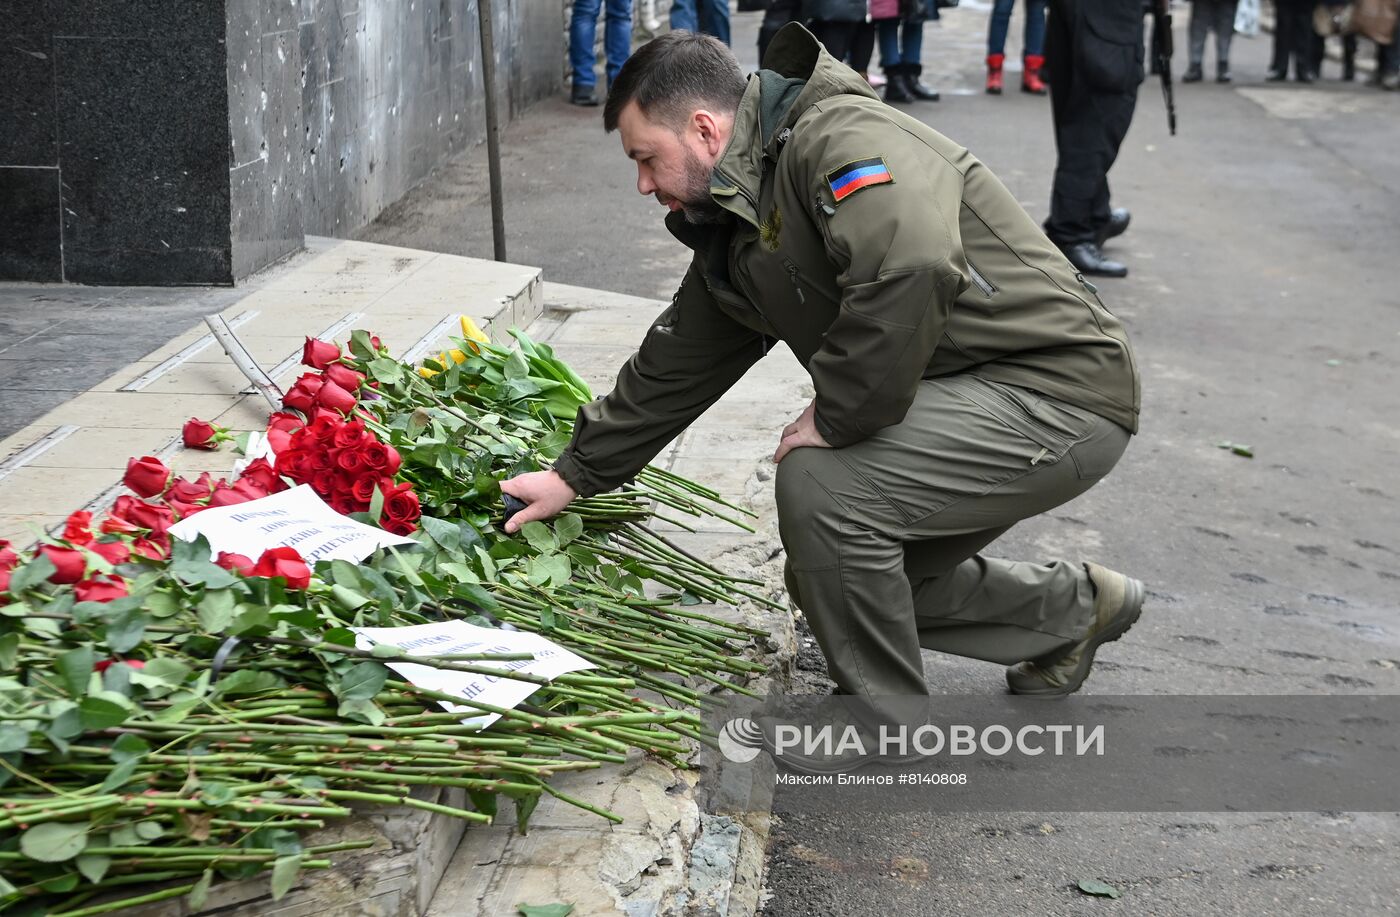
692, 110, 729, 157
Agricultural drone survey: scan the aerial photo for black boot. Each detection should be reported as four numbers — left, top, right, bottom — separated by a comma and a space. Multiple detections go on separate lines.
1183, 63, 1204, 82
1216, 60, 1231, 83
1062, 242, 1128, 278
883, 65, 915, 103
905, 63, 941, 101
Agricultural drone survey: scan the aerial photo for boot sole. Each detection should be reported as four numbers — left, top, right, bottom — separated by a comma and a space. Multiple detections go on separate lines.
1008, 575, 1146, 696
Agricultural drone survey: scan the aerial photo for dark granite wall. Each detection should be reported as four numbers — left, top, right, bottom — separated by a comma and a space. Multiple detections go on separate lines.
1, 2, 233, 284
0, 0, 565, 286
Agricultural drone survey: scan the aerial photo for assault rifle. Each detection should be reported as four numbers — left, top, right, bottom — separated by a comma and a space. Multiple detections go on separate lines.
1152, 0, 1177, 135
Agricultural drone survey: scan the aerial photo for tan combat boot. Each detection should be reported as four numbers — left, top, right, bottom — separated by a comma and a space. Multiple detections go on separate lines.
1005, 563, 1146, 696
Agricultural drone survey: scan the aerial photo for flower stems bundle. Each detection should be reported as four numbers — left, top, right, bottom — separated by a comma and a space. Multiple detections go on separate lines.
0, 321, 775, 914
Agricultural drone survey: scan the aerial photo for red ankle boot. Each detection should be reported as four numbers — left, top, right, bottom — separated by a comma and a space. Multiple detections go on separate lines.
986, 54, 1005, 94
1022, 54, 1048, 94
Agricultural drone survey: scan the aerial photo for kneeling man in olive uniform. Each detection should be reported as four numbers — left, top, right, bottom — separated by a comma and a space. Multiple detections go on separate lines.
502, 25, 1145, 698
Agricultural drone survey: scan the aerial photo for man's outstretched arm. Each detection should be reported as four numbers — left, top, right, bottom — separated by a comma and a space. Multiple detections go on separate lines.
502, 261, 765, 532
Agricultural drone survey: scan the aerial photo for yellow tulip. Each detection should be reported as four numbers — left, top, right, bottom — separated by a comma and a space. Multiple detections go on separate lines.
459, 315, 490, 353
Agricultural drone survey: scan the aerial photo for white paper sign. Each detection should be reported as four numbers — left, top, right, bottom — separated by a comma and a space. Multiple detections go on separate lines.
351, 620, 596, 729
168, 484, 415, 563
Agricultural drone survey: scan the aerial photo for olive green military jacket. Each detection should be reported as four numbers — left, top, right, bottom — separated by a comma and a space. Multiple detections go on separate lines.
553, 23, 1140, 498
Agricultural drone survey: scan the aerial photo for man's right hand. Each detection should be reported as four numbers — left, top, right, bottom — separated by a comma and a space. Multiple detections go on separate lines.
499, 470, 578, 533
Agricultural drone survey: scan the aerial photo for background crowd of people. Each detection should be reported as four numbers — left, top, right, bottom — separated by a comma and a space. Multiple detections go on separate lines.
568, 0, 1400, 106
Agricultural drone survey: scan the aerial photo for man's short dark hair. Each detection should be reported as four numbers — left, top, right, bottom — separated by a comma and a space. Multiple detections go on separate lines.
603, 31, 747, 133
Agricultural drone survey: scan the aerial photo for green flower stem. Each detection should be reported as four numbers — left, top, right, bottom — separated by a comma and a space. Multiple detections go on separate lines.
315, 788, 492, 822
44, 882, 201, 917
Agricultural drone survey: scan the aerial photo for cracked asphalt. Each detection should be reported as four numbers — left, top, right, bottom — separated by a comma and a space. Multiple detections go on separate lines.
360, 8, 1400, 915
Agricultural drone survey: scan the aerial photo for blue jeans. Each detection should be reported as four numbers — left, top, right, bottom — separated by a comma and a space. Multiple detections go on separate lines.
987, 0, 1047, 57
670, 0, 732, 45
877, 19, 924, 69
571, 0, 633, 88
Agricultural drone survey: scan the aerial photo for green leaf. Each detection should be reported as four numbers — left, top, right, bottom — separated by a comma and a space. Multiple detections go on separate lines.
200, 781, 237, 806
57, 645, 96, 697
0, 874, 17, 898
369, 643, 404, 659
189, 869, 214, 911
420, 515, 462, 552
338, 662, 388, 702
516, 905, 573, 917
143, 590, 184, 619
0, 632, 18, 670
554, 513, 583, 546
540, 554, 571, 588
270, 854, 304, 900
8, 553, 56, 594
134, 820, 164, 841
78, 696, 130, 731
1076, 879, 1121, 899
0, 724, 29, 754
367, 357, 404, 385
76, 853, 111, 884
336, 696, 386, 726
130, 658, 192, 693
109, 824, 140, 847
104, 606, 146, 654
330, 584, 371, 613
198, 589, 236, 632
39, 873, 79, 893
99, 756, 144, 793
515, 790, 541, 834
213, 668, 282, 696
20, 821, 89, 863
111, 733, 150, 761
474, 545, 498, 580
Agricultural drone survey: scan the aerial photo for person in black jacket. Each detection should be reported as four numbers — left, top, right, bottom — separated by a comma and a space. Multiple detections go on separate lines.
1042, 0, 1143, 278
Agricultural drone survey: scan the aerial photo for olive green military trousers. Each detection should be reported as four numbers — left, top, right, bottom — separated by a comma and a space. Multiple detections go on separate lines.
775, 374, 1132, 696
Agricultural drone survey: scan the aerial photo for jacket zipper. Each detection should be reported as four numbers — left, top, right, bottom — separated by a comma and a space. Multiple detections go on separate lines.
967, 261, 997, 297
783, 259, 806, 305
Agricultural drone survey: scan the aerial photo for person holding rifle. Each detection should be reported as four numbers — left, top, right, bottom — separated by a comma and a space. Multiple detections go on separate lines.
1042, 0, 1158, 278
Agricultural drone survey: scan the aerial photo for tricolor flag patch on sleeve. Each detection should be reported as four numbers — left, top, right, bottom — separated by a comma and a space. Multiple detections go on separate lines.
826, 157, 894, 203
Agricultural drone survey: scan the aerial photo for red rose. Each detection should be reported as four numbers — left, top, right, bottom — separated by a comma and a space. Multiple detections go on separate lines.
309, 406, 343, 425
0, 541, 18, 571
215, 552, 256, 574
325, 363, 365, 392
311, 470, 339, 497
283, 373, 325, 412
384, 518, 418, 536
0, 570, 9, 594
100, 515, 141, 536
370, 334, 384, 352
239, 457, 286, 494
314, 379, 357, 414
123, 456, 171, 499
132, 535, 171, 561
165, 498, 205, 520
62, 511, 94, 546
335, 449, 366, 474
90, 540, 131, 566
166, 473, 216, 506
377, 480, 420, 526
331, 420, 366, 449
208, 484, 254, 508
182, 417, 228, 450
301, 337, 341, 371
249, 547, 311, 590
266, 412, 303, 452
110, 496, 174, 535
329, 496, 357, 515
351, 477, 378, 504
39, 545, 88, 585
230, 478, 268, 500
361, 443, 402, 475
94, 658, 145, 673
75, 574, 128, 603
309, 451, 334, 473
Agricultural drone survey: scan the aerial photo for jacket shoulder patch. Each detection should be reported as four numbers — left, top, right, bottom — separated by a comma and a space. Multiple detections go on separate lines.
826, 157, 894, 203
